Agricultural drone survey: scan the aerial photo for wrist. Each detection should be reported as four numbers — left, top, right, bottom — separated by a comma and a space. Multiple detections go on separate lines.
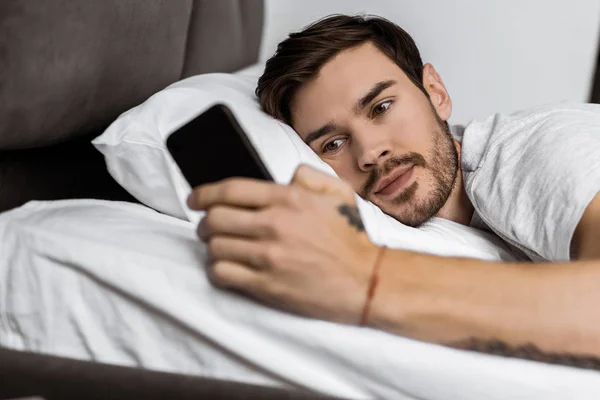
365, 248, 421, 333
358, 244, 387, 326
366, 250, 528, 343
365, 250, 479, 341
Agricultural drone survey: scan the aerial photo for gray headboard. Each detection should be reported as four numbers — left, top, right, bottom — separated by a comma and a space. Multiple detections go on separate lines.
0, 0, 264, 211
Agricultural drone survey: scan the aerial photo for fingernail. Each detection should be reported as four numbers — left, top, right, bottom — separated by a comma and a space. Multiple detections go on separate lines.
198, 217, 208, 241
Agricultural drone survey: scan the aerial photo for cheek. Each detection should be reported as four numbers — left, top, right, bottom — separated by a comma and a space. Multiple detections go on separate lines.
323, 154, 363, 192
389, 105, 438, 153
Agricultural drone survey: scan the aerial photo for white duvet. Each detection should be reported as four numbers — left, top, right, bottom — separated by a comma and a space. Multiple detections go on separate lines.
1, 199, 600, 399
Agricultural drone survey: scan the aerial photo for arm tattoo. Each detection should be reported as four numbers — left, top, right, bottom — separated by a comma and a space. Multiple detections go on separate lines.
448, 338, 600, 371
337, 204, 365, 232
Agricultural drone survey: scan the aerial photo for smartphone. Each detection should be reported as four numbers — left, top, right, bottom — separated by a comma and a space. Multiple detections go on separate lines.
166, 103, 273, 188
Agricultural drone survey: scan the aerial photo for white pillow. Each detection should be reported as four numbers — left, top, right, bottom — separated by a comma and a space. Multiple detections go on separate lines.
92, 72, 516, 261
93, 73, 325, 220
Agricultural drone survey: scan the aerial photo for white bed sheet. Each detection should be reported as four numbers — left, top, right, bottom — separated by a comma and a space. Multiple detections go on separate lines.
1, 200, 599, 399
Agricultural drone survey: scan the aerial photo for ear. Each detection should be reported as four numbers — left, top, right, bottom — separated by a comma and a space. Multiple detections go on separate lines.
422, 63, 452, 122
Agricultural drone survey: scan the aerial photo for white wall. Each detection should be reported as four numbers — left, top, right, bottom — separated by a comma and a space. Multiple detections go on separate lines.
259, 0, 600, 125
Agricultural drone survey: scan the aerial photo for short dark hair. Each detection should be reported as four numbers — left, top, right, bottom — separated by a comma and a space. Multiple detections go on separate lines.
256, 14, 427, 125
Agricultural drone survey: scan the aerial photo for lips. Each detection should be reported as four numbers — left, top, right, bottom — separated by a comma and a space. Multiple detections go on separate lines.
374, 165, 415, 195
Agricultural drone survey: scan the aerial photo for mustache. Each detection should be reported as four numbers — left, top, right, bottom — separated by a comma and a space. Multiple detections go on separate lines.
362, 153, 427, 196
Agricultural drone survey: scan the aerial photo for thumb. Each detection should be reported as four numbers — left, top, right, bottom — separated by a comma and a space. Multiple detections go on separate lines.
291, 164, 355, 202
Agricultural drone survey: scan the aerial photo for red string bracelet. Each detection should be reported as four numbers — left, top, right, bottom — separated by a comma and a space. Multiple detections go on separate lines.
359, 245, 387, 327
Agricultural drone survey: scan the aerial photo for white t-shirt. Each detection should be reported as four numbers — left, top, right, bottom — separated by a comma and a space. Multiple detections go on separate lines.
458, 103, 600, 262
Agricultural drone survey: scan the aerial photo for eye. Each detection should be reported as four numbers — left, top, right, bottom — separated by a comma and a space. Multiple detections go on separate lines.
372, 100, 393, 117
322, 138, 346, 154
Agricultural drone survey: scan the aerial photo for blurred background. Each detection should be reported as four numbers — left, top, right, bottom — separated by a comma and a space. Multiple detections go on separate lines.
257, 0, 600, 125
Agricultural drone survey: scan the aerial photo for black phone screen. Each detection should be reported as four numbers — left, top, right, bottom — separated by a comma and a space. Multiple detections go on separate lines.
166, 104, 273, 188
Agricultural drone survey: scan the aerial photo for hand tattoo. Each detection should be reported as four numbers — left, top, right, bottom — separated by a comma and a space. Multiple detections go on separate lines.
448, 337, 600, 371
338, 204, 365, 232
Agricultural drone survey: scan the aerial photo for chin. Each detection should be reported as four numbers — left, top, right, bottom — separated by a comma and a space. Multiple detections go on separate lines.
377, 194, 439, 227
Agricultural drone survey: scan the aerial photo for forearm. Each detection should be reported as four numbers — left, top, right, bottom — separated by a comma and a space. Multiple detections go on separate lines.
369, 249, 600, 365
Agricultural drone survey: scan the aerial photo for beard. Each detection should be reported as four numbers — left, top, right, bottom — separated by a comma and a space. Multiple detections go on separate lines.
361, 112, 459, 227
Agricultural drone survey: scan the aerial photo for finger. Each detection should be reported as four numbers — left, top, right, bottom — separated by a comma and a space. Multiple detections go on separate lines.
207, 236, 270, 270
198, 206, 269, 240
188, 178, 290, 210
208, 260, 263, 292
291, 164, 355, 202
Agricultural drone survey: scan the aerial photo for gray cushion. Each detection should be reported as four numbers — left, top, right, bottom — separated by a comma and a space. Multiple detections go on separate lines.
0, 0, 263, 212
0, 0, 264, 149
183, 0, 265, 76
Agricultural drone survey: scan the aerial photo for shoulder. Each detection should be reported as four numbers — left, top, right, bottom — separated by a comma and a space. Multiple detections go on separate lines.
460, 102, 600, 261
460, 102, 600, 172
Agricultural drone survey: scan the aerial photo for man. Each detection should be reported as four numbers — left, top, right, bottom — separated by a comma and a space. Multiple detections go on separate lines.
187, 15, 600, 369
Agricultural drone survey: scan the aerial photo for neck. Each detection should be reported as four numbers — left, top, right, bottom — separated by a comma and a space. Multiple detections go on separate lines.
435, 143, 473, 225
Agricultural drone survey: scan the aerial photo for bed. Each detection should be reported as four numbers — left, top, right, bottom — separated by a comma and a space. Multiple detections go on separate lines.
2, 1, 600, 400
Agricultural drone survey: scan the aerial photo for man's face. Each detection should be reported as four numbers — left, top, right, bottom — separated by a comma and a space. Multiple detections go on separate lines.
290, 42, 459, 227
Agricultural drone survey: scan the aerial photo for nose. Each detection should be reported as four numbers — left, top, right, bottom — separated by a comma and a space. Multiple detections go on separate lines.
355, 127, 393, 172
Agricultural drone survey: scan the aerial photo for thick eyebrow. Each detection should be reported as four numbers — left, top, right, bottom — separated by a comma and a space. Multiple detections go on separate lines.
303, 80, 396, 146
304, 122, 337, 145
354, 79, 397, 113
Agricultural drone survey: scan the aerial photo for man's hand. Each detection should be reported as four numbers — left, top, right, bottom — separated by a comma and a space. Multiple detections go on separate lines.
187, 165, 379, 324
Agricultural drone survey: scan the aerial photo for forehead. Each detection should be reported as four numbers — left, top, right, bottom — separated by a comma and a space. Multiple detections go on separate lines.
291, 42, 408, 133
